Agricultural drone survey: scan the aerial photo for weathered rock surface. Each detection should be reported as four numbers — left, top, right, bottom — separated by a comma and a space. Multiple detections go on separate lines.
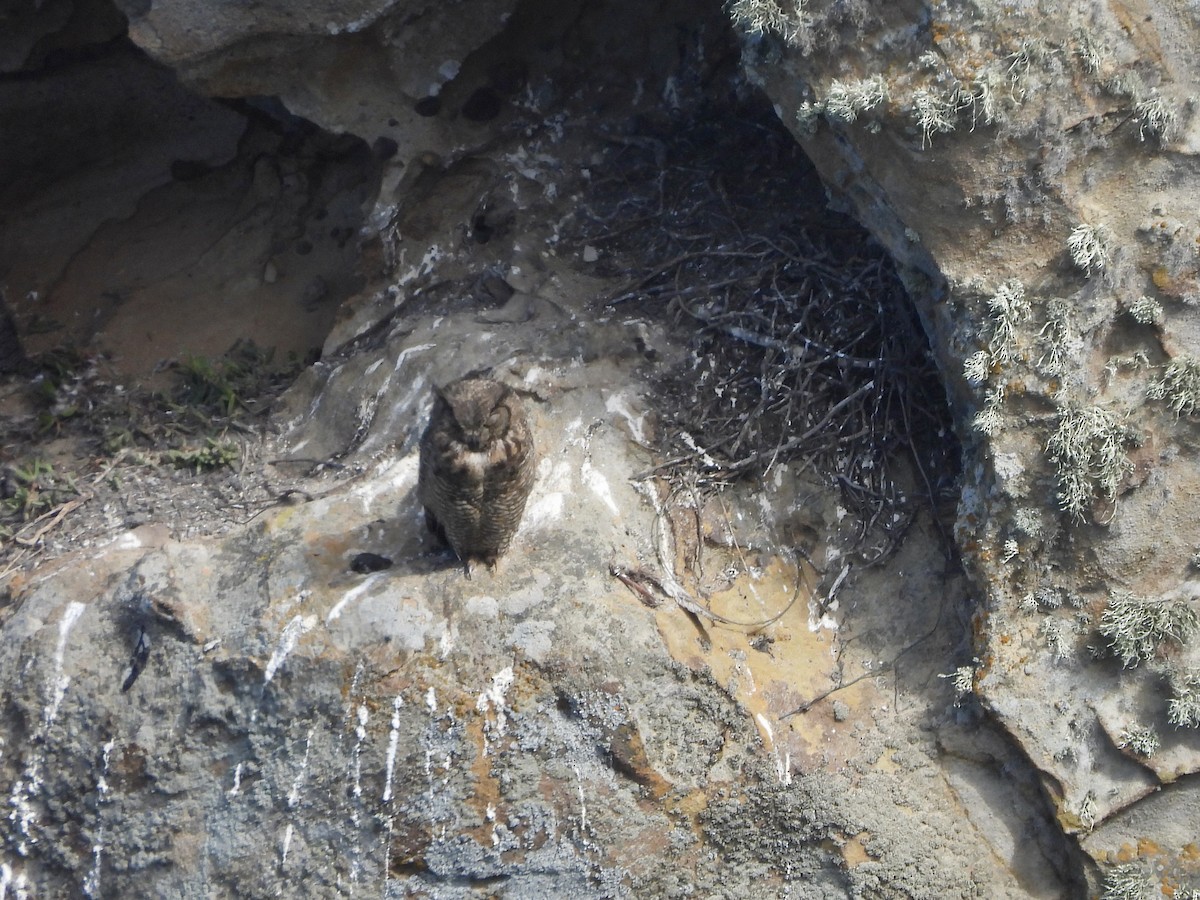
1, 235, 1079, 896
732, 0, 1200, 890
0, 0, 126, 74
0, 41, 375, 374
11, 0, 1199, 894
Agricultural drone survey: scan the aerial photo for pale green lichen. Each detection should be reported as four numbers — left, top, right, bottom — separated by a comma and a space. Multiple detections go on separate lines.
1134, 92, 1177, 143
823, 75, 888, 123
963, 349, 991, 384
1044, 404, 1133, 522
1126, 295, 1163, 325
1102, 862, 1154, 900
1116, 726, 1160, 757
1006, 39, 1051, 97
1078, 789, 1097, 831
1011, 507, 1044, 538
1031, 586, 1064, 609
939, 665, 974, 704
962, 69, 1008, 129
1067, 223, 1110, 274
1167, 666, 1200, 728
1072, 28, 1107, 74
962, 282, 1032, 399
972, 386, 1004, 436
1098, 590, 1198, 668
986, 279, 1030, 364
1105, 69, 1148, 102
1036, 297, 1072, 377
1021, 587, 1065, 614
795, 101, 823, 134
729, 0, 811, 47
1040, 618, 1070, 660
1147, 356, 1200, 416
1103, 352, 1151, 387
916, 50, 941, 71
911, 88, 958, 148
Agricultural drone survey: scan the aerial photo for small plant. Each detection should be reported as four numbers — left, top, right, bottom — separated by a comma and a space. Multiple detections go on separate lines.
173, 355, 244, 417
1067, 223, 1110, 274
1167, 666, 1200, 728
1116, 726, 1160, 757
1147, 355, 1200, 416
823, 75, 888, 123
1101, 862, 1154, 900
1044, 404, 1134, 522
1126, 295, 1164, 325
1098, 589, 1198, 667
1, 459, 78, 522
169, 340, 291, 420
165, 438, 239, 474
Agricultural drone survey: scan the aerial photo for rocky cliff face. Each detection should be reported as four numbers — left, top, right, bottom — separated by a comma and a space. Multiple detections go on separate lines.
1, 0, 1196, 896
730, 0, 1200, 891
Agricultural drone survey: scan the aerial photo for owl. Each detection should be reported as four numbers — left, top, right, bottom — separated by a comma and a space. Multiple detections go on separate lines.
417, 374, 536, 574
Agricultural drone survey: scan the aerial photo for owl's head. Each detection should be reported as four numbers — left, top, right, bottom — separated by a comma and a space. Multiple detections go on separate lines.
437, 376, 511, 452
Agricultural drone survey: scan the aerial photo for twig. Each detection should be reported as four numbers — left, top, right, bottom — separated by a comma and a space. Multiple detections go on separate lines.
610, 565, 663, 607
13, 494, 91, 547
604, 248, 774, 304
779, 667, 889, 720
778, 583, 949, 720
724, 381, 875, 473
611, 562, 800, 628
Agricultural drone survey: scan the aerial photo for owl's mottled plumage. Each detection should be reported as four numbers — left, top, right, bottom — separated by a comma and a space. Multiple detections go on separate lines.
418, 375, 536, 572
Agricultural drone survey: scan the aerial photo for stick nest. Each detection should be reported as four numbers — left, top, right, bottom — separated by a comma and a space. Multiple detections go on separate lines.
572, 98, 958, 556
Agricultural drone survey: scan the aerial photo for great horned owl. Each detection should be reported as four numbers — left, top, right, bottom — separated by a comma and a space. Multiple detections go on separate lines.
417, 374, 536, 573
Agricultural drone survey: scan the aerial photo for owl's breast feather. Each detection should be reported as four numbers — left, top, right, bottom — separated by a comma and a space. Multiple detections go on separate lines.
454, 447, 492, 482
